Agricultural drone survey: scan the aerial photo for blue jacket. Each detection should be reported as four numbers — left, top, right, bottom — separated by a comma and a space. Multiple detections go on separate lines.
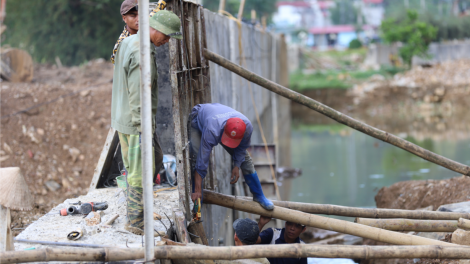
191, 103, 253, 178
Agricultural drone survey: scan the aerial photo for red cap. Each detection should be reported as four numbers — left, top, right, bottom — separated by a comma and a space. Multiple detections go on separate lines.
221, 118, 246, 148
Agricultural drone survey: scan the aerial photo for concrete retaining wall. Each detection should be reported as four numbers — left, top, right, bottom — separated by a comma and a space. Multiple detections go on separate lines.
364, 41, 470, 67
203, 10, 291, 246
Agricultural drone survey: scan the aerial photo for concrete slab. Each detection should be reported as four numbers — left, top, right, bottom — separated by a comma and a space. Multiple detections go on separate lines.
14, 187, 179, 250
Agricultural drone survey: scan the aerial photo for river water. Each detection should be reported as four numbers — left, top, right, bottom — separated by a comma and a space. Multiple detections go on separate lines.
286, 95, 470, 212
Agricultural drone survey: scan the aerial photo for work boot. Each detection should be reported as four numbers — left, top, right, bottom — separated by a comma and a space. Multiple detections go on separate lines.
125, 185, 144, 235
243, 172, 274, 211
125, 186, 168, 236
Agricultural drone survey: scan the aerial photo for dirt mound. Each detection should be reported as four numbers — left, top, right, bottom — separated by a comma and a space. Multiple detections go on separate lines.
375, 176, 470, 210
352, 60, 470, 108
0, 59, 113, 234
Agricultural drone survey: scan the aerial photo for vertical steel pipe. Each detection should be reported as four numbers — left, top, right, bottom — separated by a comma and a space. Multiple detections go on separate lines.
137, 0, 154, 262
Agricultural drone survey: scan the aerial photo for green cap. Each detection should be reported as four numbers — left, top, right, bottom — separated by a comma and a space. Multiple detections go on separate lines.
150, 10, 183, 40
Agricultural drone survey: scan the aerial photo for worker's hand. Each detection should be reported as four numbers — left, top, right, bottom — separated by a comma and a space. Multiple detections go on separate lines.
230, 166, 240, 184
258, 215, 272, 232
191, 171, 203, 202
259, 215, 272, 226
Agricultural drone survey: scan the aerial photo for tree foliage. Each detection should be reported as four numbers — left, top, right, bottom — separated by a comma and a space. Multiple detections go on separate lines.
202, 0, 276, 21
348, 39, 362, 49
381, 10, 437, 66
3, 0, 124, 66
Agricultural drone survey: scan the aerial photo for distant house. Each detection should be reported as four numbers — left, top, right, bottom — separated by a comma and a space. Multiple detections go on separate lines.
273, 0, 384, 48
273, 1, 334, 44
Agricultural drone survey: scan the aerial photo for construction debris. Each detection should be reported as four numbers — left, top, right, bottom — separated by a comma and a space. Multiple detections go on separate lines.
13, 188, 176, 250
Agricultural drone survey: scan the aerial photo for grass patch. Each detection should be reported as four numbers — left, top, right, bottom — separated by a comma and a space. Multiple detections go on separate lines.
290, 67, 407, 91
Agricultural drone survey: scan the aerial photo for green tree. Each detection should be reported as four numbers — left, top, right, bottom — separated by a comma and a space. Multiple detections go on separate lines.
381, 10, 437, 66
3, 0, 124, 66
202, 0, 276, 21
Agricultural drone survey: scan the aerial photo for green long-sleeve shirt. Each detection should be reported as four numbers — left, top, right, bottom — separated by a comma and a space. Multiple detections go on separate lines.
111, 32, 158, 135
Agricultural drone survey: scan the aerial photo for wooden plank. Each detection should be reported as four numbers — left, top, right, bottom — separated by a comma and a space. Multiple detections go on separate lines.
172, 209, 190, 244
88, 128, 119, 192
0, 205, 14, 252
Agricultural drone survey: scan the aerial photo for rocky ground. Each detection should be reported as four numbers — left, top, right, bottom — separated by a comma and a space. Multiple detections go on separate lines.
0, 59, 114, 234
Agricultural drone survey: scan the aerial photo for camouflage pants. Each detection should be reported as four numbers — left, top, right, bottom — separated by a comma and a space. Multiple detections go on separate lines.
118, 131, 163, 228
118, 132, 164, 187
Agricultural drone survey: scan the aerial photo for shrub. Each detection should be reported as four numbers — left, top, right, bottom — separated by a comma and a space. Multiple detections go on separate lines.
348, 39, 362, 49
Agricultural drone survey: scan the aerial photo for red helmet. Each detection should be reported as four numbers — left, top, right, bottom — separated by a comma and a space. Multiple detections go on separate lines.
221, 117, 246, 148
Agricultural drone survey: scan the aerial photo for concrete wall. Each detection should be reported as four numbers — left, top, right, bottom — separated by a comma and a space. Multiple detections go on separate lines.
413, 40, 470, 65
363, 43, 400, 68
364, 41, 470, 67
156, 5, 291, 246
202, 10, 291, 246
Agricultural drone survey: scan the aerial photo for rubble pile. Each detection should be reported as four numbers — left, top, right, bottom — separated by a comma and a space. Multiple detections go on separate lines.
0, 59, 114, 232
351, 59, 470, 105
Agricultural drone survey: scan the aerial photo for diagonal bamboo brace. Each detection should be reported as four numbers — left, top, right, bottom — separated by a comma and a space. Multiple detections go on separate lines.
203, 190, 457, 246
237, 196, 470, 220
203, 49, 470, 176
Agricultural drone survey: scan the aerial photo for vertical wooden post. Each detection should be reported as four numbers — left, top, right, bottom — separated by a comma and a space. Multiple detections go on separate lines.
0, 205, 14, 252
218, 0, 225, 12
237, 0, 246, 20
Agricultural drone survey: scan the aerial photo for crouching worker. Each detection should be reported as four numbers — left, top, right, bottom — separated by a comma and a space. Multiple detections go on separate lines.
232, 218, 270, 264
111, 10, 182, 235
256, 216, 307, 264
189, 103, 274, 210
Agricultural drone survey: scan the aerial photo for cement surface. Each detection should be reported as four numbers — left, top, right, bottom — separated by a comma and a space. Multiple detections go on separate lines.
15, 187, 179, 250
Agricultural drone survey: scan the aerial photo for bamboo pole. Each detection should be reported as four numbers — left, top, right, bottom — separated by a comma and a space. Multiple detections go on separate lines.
355, 218, 458, 232
203, 49, 470, 176
4, 245, 470, 263
137, 0, 154, 262
236, 196, 470, 220
458, 218, 470, 230
237, 0, 246, 21
203, 191, 455, 246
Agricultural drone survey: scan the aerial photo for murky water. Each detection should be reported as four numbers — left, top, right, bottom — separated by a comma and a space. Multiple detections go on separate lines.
287, 124, 470, 210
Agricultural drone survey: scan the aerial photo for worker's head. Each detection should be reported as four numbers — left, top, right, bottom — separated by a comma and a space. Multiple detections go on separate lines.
149, 10, 183, 46
284, 221, 306, 241
121, 0, 139, 34
222, 118, 246, 148
233, 218, 259, 246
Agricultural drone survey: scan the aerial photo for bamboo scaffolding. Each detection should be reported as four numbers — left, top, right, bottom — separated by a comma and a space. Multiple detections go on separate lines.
203, 191, 455, 246
202, 49, 470, 176
3, 245, 470, 263
236, 196, 470, 220
355, 218, 458, 232
458, 218, 470, 230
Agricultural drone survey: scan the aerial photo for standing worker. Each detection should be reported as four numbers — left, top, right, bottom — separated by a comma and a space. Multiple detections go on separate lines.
111, 10, 182, 235
189, 103, 274, 211
111, 0, 169, 64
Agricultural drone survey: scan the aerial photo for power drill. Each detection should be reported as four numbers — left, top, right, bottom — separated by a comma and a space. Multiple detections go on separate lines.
60, 201, 108, 216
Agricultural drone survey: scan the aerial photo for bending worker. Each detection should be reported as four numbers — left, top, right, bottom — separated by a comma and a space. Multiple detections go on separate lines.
111, 10, 182, 234
189, 103, 274, 210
